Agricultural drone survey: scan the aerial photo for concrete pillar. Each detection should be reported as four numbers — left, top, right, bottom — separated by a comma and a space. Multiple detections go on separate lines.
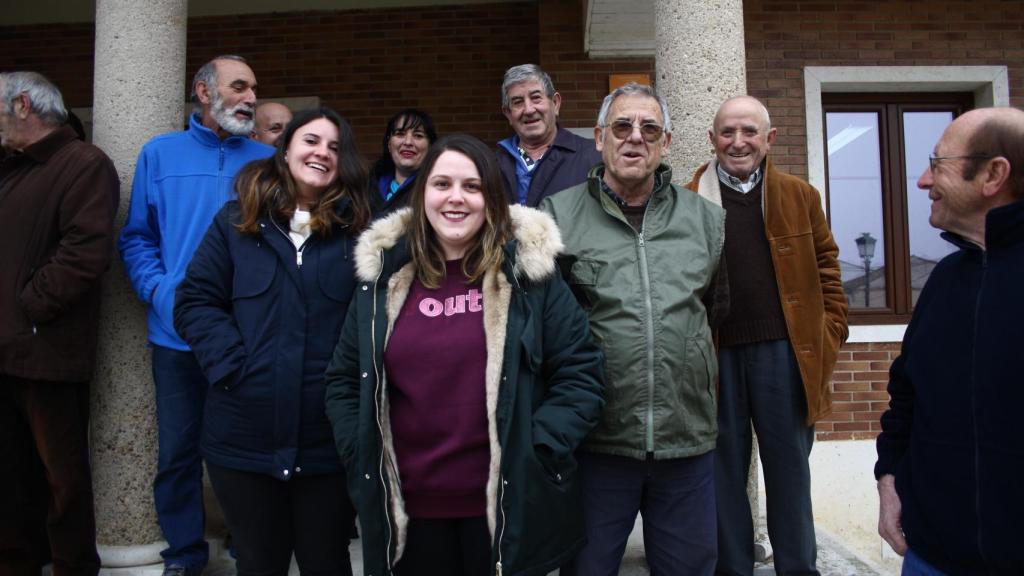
90, 0, 187, 570
654, 0, 747, 180
653, 0, 770, 562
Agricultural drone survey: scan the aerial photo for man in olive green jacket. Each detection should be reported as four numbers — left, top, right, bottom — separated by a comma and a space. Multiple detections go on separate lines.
542, 83, 725, 576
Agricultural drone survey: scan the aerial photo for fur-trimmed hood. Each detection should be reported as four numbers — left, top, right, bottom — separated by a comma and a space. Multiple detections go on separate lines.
354, 204, 564, 282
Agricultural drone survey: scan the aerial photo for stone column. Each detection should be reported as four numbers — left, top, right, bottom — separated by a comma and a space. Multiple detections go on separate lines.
654, 0, 770, 562
654, 0, 747, 180
90, 0, 187, 570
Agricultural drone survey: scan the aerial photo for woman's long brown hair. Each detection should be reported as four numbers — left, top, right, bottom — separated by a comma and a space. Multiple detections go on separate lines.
234, 107, 371, 236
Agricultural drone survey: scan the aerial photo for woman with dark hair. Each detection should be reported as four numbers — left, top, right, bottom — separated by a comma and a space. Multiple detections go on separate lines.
174, 107, 369, 576
324, 134, 605, 575
369, 108, 437, 215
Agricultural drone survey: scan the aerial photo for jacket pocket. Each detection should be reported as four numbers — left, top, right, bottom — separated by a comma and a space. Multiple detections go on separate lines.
232, 253, 275, 299
230, 251, 276, 337
533, 444, 576, 488
318, 237, 356, 304
673, 335, 717, 435
566, 258, 602, 311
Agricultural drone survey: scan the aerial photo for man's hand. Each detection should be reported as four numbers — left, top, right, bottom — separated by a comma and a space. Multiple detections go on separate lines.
878, 474, 907, 556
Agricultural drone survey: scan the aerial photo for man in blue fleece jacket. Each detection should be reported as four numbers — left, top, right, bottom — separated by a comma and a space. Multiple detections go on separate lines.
875, 106, 1024, 575
118, 55, 272, 576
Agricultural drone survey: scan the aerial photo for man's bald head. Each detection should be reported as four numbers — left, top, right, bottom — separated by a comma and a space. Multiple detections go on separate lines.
709, 95, 777, 182
252, 102, 293, 146
918, 106, 1024, 245
712, 95, 771, 133
955, 107, 1024, 198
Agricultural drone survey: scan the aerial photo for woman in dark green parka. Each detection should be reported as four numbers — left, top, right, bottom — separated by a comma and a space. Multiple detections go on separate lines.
324, 134, 604, 576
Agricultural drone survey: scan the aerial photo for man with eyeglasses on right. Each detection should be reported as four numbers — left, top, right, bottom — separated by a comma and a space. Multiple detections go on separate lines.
685, 95, 848, 576
874, 106, 1024, 576
544, 83, 726, 575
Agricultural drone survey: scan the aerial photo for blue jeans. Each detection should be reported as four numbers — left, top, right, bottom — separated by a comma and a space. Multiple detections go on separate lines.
902, 548, 948, 576
561, 452, 717, 576
152, 345, 209, 572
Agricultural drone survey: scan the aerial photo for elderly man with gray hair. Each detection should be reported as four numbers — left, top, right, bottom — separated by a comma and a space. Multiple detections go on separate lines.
497, 63, 601, 206
0, 71, 119, 576
543, 83, 725, 575
119, 55, 272, 576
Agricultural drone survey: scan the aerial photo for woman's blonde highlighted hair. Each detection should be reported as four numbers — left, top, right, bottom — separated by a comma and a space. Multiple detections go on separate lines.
408, 134, 512, 289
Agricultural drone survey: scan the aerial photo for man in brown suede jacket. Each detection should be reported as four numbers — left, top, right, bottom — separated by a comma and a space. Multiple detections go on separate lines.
685, 96, 848, 576
0, 71, 118, 576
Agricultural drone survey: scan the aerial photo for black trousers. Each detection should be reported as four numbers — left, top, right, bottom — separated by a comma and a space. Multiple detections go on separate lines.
393, 517, 490, 576
206, 462, 355, 576
0, 376, 100, 576
715, 340, 818, 576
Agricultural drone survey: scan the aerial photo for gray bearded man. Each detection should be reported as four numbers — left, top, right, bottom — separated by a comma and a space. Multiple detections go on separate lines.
118, 55, 273, 576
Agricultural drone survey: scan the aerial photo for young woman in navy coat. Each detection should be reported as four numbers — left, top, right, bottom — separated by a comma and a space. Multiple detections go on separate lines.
174, 108, 371, 576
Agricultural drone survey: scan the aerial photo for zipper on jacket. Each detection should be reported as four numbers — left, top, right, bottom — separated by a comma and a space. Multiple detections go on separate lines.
270, 220, 310, 267
370, 250, 395, 569
496, 472, 507, 576
637, 203, 657, 453
218, 145, 225, 171
971, 250, 988, 560
494, 262, 517, 576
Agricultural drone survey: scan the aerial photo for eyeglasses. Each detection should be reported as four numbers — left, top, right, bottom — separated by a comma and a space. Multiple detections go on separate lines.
928, 154, 993, 171
608, 120, 665, 142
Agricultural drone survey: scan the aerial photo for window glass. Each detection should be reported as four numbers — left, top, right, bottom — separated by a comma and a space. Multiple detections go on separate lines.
903, 111, 957, 306
826, 111, 886, 309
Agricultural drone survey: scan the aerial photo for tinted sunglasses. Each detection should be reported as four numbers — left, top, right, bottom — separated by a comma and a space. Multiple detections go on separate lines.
609, 120, 665, 142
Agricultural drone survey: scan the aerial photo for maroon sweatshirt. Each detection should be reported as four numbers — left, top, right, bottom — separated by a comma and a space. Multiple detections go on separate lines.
384, 261, 490, 518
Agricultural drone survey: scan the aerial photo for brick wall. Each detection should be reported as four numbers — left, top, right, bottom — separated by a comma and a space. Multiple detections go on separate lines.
744, 0, 1024, 178
817, 342, 900, 440
0, 22, 95, 109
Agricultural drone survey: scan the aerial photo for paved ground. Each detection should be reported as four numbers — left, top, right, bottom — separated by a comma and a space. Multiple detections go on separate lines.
200, 515, 895, 576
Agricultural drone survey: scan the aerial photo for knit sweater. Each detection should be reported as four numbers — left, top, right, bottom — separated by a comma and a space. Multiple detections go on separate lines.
718, 179, 788, 346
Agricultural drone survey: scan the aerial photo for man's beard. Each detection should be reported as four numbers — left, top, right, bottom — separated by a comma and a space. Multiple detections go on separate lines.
210, 90, 255, 136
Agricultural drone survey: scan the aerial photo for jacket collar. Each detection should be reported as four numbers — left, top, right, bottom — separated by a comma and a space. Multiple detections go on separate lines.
19, 124, 78, 164
187, 112, 250, 148
942, 197, 1024, 253
499, 125, 579, 156
586, 162, 675, 203
985, 198, 1024, 250
550, 125, 582, 152
693, 156, 774, 208
353, 204, 563, 282
257, 195, 354, 234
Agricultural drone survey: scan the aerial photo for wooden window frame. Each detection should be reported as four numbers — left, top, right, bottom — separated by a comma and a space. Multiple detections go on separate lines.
822, 92, 973, 324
